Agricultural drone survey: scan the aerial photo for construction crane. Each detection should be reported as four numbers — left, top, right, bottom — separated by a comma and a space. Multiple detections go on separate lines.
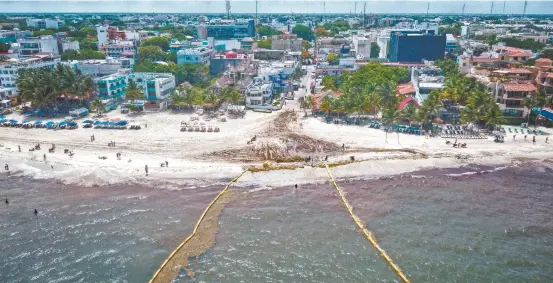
490, 2, 494, 15
226, 0, 231, 19
426, 2, 430, 18
523, 0, 528, 16
502, 0, 506, 14
363, 2, 367, 26
462, 3, 466, 15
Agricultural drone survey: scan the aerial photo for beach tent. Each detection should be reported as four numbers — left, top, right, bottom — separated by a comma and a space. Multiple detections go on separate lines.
539, 108, 553, 121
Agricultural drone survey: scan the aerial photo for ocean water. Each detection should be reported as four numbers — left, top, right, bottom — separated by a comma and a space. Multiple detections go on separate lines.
1, 161, 553, 282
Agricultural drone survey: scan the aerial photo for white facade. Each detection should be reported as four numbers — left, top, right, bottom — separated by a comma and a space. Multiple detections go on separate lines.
0, 55, 61, 91
127, 72, 176, 109
61, 41, 80, 52
100, 42, 135, 58
176, 47, 212, 66
18, 36, 59, 57
73, 58, 134, 77
245, 76, 273, 107
26, 19, 65, 29
352, 35, 371, 60
96, 26, 108, 50
0, 87, 18, 101
411, 67, 445, 104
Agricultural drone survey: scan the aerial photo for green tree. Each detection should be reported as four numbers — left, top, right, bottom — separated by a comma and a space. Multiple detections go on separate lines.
125, 80, 144, 101
523, 96, 539, 123
61, 49, 106, 60
484, 103, 506, 126
400, 103, 419, 126
419, 90, 443, 122
257, 39, 271, 49
32, 29, 56, 36
90, 98, 106, 115
79, 38, 99, 51
320, 95, 333, 117
321, 75, 337, 91
138, 46, 167, 62
292, 24, 314, 41
220, 87, 243, 105
0, 42, 10, 52
326, 53, 339, 65
370, 42, 380, 58
257, 26, 281, 37
141, 36, 169, 52
302, 40, 312, 51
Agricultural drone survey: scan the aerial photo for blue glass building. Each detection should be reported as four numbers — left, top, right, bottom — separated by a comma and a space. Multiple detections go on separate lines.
388, 31, 446, 62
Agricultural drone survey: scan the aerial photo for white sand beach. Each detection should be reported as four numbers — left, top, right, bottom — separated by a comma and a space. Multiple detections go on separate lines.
2, 92, 553, 188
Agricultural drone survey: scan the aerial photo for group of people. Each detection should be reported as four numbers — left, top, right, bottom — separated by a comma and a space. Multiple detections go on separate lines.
512, 134, 548, 144
5, 198, 38, 215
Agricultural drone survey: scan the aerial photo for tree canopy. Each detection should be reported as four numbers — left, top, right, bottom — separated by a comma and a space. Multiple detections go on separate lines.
258, 26, 281, 37
140, 36, 169, 52
292, 24, 314, 41
61, 49, 105, 61
138, 45, 168, 62
370, 42, 380, 58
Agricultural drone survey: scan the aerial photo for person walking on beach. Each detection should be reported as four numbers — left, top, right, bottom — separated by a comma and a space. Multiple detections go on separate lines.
43, 154, 46, 162
4, 164, 8, 171
533, 136, 536, 144
513, 135, 516, 142
34, 209, 38, 215
165, 161, 168, 167
546, 137, 549, 144
524, 135, 527, 141
145, 165, 148, 176
18, 145, 21, 152
294, 184, 298, 189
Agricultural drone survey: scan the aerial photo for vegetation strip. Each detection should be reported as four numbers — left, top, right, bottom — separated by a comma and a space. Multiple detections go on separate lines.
148, 169, 249, 283
324, 164, 411, 283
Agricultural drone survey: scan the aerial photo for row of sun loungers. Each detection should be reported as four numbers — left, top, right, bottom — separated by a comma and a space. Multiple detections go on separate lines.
180, 125, 220, 132
440, 129, 484, 139
501, 127, 544, 135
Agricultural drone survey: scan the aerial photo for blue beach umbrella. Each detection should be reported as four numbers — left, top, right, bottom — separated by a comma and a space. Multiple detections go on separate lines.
83, 120, 93, 124
34, 121, 43, 125
68, 122, 77, 126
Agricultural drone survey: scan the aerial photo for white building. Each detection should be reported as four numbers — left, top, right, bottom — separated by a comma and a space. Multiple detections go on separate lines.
96, 26, 108, 50
176, 47, 212, 66
245, 76, 273, 107
17, 36, 59, 57
0, 54, 61, 103
352, 35, 371, 60
26, 19, 65, 29
71, 57, 134, 77
61, 40, 80, 53
411, 66, 445, 104
127, 72, 176, 109
100, 42, 135, 58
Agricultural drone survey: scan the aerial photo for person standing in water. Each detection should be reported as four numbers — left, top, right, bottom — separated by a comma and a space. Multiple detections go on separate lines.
5, 198, 8, 205
4, 164, 8, 171
34, 209, 38, 215
145, 165, 148, 176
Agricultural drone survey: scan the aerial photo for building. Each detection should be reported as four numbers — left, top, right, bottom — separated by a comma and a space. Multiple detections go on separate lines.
100, 42, 135, 58
176, 47, 212, 66
17, 36, 59, 57
245, 76, 273, 107
204, 20, 255, 40
271, 34, 302, 51
60, 40, 80, 53
535, 58, 553, 97
352, 35, 371, 60
127, 72, 176, 109
0, 53, 61, 103
96, 26, 128, 49
96, 73, 127, 100
0, 87, 18, 105
241, 37, 255, 50
26, 19, 64, 29
0, 29, 32, 44
445, 34, 461, 53
73, 58, 134, 77
388, 31, 445, 62
411, 66, 445, 104
494, 46, 532, 64
209, 51, 249, 75
500, 83, 537, 119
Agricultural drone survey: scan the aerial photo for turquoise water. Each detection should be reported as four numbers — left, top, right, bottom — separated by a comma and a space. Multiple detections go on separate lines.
1, 162, 553, 282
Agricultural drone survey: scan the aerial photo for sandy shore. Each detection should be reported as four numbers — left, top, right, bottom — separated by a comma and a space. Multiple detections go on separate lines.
2, 77, 553, 188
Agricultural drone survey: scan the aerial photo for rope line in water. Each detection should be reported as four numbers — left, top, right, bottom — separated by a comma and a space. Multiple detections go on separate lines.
148, 169, 249, 283
324, 164, 411, 283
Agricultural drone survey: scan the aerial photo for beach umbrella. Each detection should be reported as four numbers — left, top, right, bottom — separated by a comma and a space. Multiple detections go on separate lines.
94, 121, 102, 125
83, 120, 93, 124
34, 121, 43, 125
68, 122, 77, 126
9, 119, 18, 123
0, 115, 5, 119
59, 121, 67, 126
45, 121, 54, 125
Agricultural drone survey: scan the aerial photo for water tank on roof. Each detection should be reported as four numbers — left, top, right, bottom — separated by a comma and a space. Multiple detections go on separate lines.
225, 51, 238, 59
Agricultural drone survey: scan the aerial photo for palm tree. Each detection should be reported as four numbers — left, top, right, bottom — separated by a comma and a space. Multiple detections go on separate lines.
401, 104, 419, 126
375, 82, 398, 117
90, 98, 105, 116
382, 109, 402, 143
125, 80, 144, 101
523, 96, 539, 124
484, 103, 506, 127
320, 95, 333, 118
306, 95, 315, 116
224, 88, 243, 105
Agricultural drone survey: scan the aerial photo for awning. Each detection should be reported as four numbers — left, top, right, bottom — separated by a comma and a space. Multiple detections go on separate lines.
539, 108, 553, 121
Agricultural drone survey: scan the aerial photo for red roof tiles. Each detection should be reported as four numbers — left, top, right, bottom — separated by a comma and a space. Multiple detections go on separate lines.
503, 83, 537, 92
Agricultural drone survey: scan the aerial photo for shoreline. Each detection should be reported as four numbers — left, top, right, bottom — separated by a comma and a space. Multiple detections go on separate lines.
2, 107, 553, 187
